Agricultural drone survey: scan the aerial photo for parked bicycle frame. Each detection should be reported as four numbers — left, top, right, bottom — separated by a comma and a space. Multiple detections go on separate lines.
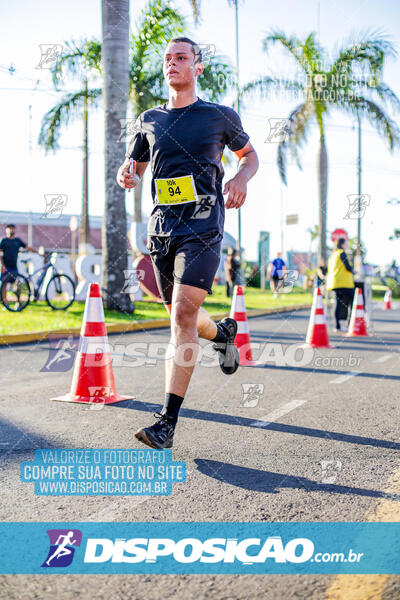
0, 252, 76, 312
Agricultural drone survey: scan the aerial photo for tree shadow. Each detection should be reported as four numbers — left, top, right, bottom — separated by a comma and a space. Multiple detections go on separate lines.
194, 458, 400, 500
112, 400, 400, 450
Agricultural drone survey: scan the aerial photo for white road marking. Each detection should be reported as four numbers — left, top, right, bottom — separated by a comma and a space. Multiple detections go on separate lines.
374, 354, 393, 363
330, 371, 361, 384
250, 399, 307, 428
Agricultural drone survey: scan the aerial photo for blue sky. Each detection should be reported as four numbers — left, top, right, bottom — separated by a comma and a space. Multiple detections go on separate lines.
1, 0, 399, 263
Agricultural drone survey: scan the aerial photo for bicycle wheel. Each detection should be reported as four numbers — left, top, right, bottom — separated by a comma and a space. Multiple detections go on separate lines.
45, 274, 75, 310
0, 272, 31, 312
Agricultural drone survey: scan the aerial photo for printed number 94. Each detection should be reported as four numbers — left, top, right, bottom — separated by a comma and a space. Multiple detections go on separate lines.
168, 186, 181, 197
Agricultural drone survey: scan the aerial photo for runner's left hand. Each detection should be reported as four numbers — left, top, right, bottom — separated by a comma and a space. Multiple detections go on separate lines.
223, 173, 247, 209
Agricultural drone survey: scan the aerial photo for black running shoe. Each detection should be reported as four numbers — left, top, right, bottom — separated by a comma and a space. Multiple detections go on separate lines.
212, 317, 240, 375
134, 412, 175, 449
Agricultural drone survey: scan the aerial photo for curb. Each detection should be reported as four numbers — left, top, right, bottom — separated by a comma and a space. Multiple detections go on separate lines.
0, 304, 312, 347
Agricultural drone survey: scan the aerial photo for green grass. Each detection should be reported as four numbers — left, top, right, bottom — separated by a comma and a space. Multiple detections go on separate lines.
0, 286, 312, 335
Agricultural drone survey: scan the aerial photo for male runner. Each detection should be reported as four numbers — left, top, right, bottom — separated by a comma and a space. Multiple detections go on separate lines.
0, 224, 38, 303
117, 37, 258, 449
269, 252, 287, 297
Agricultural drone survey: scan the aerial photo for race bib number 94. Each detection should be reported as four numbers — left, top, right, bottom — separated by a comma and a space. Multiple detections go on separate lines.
155, 175, 198, 205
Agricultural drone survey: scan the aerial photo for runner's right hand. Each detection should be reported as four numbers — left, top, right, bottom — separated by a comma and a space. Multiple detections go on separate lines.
118, 159, 137, 189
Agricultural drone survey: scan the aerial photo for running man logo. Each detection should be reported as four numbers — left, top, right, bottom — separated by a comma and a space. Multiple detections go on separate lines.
265, 119, 290, 143
36, 44, 63, 69
241, 383, 265, 407
344, 194, 371, 220
86, 386, 111, 411
42, 529, 82, 568
191, 195, 217, 219
320, 460, 342, 484
42, 194, 68, 219
278, 270, 299, 293
117, 118, 140, 143
121, 269, 145, 294
41, 336, 79, 372
195, 43, 216, 67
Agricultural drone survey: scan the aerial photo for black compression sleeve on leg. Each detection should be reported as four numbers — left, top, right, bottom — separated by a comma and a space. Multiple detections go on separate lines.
162, 393, 184, 426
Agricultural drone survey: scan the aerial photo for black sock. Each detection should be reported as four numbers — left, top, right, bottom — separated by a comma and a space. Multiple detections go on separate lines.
212, 323, 228, 344
162, 393, 184, 427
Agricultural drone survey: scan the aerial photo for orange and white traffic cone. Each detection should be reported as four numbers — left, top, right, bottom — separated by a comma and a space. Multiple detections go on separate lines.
52, 283, 133, 404
383, 288, 392, 310
302, 286, 331, 348
346, 287, 369, 337
230, 285, 257, 366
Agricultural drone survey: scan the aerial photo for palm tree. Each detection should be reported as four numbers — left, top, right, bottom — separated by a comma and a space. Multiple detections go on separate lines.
243, 31, 400, 261
101, 0, 133, 312
38, 40, 103, 252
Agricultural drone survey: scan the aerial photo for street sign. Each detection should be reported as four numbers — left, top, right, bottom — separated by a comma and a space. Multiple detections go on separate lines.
331, 228, 348, 242
286, 214, 298, 225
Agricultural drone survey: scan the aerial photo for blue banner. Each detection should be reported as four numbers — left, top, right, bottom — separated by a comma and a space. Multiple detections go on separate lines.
0, 522, 399, 574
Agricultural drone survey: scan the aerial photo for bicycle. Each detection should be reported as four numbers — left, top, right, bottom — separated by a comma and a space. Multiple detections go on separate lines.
0, 252, 76, 312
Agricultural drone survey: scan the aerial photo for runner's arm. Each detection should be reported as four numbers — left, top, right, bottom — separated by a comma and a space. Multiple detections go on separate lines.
117, 160, 149, 189
223, 141, 258, 209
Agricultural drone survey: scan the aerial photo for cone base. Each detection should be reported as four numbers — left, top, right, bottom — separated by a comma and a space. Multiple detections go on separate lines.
52, 393, 134, 404
345, 332, 369, 337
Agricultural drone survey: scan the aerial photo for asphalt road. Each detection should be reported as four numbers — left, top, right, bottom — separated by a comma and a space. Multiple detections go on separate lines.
0, 302, 399, 599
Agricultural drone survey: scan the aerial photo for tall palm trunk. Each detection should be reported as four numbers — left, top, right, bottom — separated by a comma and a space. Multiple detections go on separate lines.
318, 134, 328, 263
101, 0, 133, 312
79, 77, 91, 253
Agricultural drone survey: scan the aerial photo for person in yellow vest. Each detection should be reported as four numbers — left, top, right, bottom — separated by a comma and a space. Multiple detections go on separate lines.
327, 238, 355, 331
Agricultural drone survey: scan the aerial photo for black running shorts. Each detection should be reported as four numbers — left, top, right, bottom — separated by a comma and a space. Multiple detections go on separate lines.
147, 231, 223, 304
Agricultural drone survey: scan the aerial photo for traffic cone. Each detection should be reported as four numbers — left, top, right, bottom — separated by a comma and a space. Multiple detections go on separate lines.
52, 283, 133, 404
230, 285, 257, 366
346, 287, 369, 337
383, 288, 392, 310
302, 287, 331, 348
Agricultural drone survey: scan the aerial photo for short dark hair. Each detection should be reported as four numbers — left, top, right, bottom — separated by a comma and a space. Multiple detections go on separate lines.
169, 37, 202, 63
337, 237, 346, 249
5, 224, 15, 228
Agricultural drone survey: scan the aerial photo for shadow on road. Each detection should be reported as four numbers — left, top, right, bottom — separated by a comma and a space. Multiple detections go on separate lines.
255, 363, 400, 380
111, 400, 400, 451
0, 417, 61, 456
194, 458, 400, 500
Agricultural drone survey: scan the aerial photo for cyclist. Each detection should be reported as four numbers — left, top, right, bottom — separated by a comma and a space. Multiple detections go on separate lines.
0, 224, 38, 302
117, 37, 258, 449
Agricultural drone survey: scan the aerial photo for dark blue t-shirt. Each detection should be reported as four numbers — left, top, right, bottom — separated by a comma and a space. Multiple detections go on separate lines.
126, 97, 250, 237
271, 257, 286, 277
0, 236, 26, 269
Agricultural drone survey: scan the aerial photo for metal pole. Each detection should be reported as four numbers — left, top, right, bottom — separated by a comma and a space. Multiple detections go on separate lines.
280, 182, 284, 254
234, 0, 241, 261
357, 112, 362, 257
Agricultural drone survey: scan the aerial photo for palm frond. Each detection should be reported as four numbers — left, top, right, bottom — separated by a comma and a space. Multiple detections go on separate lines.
341, 95, 400, 150
241, 76, 304, 103
277, 102, 315, 184
330, 32, 396, 81
263, 30, 310, 74
132, 0, 185, 62
38, 88, 102, 152
348, 79, 400, 112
